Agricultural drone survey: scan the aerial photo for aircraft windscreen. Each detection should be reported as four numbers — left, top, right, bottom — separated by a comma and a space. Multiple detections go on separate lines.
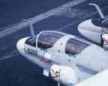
26, 31, 64, 49
92, 17, 102, 26
26, 37, 36, 46
38, 31, 64, 49
65, 38, 89, 55
92, 17, 108, 28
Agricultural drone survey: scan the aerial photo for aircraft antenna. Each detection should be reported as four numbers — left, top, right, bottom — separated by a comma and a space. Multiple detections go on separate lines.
89, 3, 105, 19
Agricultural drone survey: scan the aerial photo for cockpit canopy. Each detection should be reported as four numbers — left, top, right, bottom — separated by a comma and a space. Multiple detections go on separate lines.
26, 31, 89, 55
92, 16, 108, 28
26, 31, 64, 48
65, 38, 89, 55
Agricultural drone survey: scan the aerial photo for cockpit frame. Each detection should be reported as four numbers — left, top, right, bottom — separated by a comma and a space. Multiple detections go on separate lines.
35, 30, 67, 50
26, 30, 90, 56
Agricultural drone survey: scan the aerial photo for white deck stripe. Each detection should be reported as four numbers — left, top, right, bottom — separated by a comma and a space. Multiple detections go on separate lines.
0, 0, 86, 39
0, 50, 18, 60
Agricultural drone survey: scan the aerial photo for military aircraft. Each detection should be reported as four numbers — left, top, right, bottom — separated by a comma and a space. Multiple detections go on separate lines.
78, 3, 108, 49
16, 23, 108, 86
75, 69, 108, 86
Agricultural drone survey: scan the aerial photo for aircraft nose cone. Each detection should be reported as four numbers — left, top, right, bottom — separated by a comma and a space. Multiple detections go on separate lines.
16, 37, 28, 55
78, 19, 102, 43
78, 19, 91, 35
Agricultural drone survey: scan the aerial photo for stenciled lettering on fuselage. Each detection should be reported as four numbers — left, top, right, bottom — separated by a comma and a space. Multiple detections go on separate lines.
24, 47, 53, 64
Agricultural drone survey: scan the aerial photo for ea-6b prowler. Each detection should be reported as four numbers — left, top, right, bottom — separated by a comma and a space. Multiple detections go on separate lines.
17, 21, 108, 86
78, 3, 108, 49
